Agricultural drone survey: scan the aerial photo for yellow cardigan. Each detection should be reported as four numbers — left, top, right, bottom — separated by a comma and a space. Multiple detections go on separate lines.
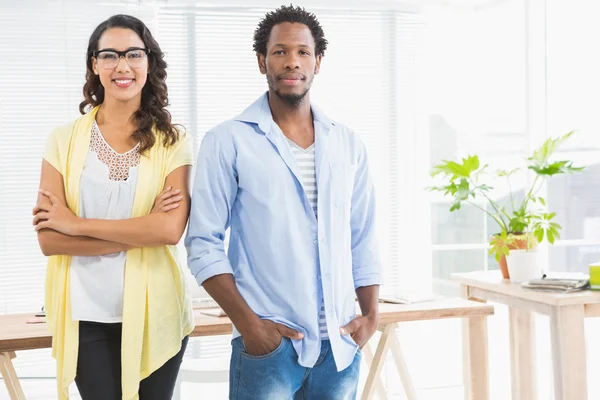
43, 107, 194, 400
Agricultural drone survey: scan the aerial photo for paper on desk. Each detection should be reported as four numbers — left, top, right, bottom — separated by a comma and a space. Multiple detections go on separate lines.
26, 317, 46, 324
197, 307, 227, 317
379, 290, 444, 304
192, 297, 220, 309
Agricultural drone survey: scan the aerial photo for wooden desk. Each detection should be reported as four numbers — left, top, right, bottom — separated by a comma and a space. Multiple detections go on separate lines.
1, 299, 493, 400
361, 298, 494, 400
453, 270, 600, 400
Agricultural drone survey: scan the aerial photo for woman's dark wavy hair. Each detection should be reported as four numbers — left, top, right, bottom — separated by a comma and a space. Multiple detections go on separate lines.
80, 14, 180, 153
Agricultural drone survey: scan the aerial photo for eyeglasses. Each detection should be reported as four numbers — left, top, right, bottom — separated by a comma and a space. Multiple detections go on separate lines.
92, 48, 150, 70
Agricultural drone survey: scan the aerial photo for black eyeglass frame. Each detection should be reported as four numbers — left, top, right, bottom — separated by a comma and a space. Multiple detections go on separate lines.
92, 47, 151, 59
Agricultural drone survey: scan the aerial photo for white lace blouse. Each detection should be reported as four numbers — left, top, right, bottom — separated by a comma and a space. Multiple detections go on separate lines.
70, 120, 140, 323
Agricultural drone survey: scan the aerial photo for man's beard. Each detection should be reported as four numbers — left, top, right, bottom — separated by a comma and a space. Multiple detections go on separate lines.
267, 74, 312, 108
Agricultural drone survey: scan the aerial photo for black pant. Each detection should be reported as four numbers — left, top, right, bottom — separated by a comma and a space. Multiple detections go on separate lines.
75, 321, 188, 400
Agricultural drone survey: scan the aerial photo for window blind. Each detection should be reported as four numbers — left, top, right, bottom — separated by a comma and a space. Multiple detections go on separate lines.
0, 0, 422, 391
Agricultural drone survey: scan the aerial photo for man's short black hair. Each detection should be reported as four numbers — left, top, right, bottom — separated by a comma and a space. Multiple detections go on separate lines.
253, 5, 328, 57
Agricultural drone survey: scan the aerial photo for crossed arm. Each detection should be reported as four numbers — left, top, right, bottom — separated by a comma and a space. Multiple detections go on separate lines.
34, 159, 190, 256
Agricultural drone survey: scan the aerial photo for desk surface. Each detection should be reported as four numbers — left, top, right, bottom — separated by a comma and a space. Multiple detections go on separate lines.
0, 298, 493, 353
453, 270, 600, 307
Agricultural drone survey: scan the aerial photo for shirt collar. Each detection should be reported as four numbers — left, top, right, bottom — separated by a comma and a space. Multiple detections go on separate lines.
233, 92, 335, 134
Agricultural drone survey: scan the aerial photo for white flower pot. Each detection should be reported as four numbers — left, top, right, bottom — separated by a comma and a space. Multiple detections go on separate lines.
506, 249, 542, 283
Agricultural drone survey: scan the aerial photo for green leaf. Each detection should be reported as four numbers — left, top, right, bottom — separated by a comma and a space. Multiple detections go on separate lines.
462, 155, 480, 172
489, 231, 512, 261
476, 184, 493, 192
529, 131, 574, 165
428, 183, 462, 197
538, 197, 546, 206
431, 161, 469, 179
527, 131, 584, 177
475, 164, 490, 178
508, 212, 528, 233
449, 200, 462, 211
430, 155, 484, 181
426, 185, 446, 193
534, 228, 544, 243
456, 179, 472, 200
547, 229, 555, 244
497, 167, 520, 177
526, 131, 585, 177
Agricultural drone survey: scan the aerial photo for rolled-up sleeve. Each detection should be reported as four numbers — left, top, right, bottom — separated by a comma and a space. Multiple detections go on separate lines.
185, 130, 238, 285
350, 138, 383, 289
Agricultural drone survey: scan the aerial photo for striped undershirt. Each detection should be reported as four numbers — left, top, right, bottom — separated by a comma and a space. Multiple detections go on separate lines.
286, 137, 328, 339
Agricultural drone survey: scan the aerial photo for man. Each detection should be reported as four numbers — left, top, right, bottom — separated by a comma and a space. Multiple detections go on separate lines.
186, 5, 382, 399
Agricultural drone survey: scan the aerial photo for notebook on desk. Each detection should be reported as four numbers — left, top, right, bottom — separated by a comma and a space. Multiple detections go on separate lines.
521, 273, 590, 293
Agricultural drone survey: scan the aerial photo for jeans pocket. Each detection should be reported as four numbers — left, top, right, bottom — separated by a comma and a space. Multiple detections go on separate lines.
240, 337, 286, 360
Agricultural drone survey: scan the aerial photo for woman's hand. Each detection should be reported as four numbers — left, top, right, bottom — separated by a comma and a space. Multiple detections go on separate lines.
33, 190, 82, 236
151, 186, 183, 214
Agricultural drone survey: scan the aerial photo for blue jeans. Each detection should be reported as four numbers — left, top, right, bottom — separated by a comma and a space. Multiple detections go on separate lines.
229, 337, 361, 400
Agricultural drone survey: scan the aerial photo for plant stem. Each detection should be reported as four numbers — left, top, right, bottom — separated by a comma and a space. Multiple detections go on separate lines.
518, 174, 541, 212
469, 178, 504, 221
530, 176, 545, 199
507, 175, 515, 212
483, 193, 512, 223
467, 200, 509, 232
467, 176, 510, 231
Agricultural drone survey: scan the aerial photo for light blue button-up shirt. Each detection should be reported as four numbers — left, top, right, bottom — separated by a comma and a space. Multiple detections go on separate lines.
185, 93, 382, 372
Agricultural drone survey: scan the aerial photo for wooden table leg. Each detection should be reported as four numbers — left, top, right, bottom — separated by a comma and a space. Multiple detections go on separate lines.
361, 324, 393, 400
361, 323, 418, 400
509, 307, 537, 400
362, 341, 388, 399
461, 285, 489, 400
0, 351, 26, 400
550, 305, 587, 400
388, 325, 418, 400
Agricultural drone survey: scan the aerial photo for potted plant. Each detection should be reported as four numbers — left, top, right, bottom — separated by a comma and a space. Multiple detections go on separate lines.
428, 131, 584, 281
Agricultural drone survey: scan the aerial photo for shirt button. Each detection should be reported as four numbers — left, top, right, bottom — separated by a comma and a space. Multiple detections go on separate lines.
313, 240, 318, 244
318, 275, 321, 280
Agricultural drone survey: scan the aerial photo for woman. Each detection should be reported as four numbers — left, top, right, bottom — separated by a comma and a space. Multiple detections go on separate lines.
33, 14, 193, 400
